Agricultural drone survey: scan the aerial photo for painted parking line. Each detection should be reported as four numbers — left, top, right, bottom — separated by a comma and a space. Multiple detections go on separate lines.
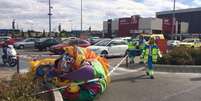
110, 67, 201, 77
111, 67, 145, 76
156, 72, 201, 77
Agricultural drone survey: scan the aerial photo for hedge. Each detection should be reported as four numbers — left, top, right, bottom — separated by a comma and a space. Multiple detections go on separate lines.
0, 73, 51, 101
157, 47, 201, 65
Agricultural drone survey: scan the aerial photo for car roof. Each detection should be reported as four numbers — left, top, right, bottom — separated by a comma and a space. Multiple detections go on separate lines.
0, 36, 11, 39
62, 38, 90, 45
112, 38, 126, 41
183, 38, 200, 40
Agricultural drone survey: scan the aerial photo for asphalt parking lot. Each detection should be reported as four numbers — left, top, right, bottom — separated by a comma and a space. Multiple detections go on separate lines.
0, 48, 127, 77
1, 48, 201, 101
96, 71, 201, 101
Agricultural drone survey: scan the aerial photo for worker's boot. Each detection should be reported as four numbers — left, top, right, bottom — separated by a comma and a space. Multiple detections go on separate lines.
129, 60, 135, 64
139, 61, 144, 64
146, 71, 149, 76
150, 75, 154, 79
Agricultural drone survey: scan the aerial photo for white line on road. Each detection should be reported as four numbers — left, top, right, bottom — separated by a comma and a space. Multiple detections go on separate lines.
111, 67, 145, 76
156, 72, 201, 77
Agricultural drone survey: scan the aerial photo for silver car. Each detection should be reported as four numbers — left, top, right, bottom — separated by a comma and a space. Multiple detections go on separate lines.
14, 38, 37, 49
88, 39, 128, 57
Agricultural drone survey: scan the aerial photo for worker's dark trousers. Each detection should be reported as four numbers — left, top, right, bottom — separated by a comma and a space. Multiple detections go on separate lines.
147, 56, 154, 76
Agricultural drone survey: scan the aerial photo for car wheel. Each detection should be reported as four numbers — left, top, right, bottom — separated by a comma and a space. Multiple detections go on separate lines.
101, 51, 108, 58
19, 45, 24, 49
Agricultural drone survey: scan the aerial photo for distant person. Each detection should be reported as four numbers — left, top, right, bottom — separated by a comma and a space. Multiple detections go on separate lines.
2, 40, 9, 58
138, 35, 146, 64
141, 38, 162, 79
127, 37, 137, 64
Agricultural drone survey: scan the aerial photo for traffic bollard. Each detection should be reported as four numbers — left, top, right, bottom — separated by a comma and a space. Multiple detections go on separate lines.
126, 55, 128, 68
17, 54, 20, 74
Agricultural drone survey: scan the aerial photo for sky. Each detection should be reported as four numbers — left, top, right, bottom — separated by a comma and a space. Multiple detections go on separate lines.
0, 0, 201, 31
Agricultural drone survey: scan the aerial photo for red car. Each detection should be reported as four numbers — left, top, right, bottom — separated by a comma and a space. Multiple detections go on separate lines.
50, 39, 91, 54
0, 36, 16, 48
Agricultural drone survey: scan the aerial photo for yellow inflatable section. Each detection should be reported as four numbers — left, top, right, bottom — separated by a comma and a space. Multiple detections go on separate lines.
29, 57, 80, 93
29, 58, 57, 73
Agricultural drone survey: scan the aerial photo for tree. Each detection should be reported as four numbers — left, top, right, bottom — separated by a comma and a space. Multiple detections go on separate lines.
21, 30, 25, 38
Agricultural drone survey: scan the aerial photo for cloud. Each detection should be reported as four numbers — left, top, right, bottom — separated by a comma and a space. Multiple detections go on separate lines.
193, 0, 201, 6
0, 0, 198, 31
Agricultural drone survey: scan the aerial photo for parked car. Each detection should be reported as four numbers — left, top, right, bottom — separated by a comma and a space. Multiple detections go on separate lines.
179, 38, 201, 48
35, 38, 60, 51
14, 38, 38, 49
50, 38, 91, 54
88, 39, 128, 57
0, 36, 16, 47
89, 38, 110, 45
60, 37, 77, 41
88, 37, 100, 45
167, 40, 180, 47
115, 37, 131, 43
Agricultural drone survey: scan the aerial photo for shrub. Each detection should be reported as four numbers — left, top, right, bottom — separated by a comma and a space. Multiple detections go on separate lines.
187, 47, 201, 65
157, 47, 201, 65
0, 73, 49, 101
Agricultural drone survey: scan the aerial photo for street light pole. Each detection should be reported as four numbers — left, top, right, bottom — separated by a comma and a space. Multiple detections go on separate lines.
172, 0, 176, 40
81, 0, 83, 32
48, 0, 52, 37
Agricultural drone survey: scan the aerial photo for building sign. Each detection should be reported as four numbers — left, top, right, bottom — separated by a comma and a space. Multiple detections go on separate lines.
162, 18, 175, 33
164, 19, 171, 26
119, 18, 130, 25
118, 15, 140, 37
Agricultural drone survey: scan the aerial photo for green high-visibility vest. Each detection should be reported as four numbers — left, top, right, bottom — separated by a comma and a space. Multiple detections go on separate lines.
128, 41, 136, 50
142, 44, 159, 62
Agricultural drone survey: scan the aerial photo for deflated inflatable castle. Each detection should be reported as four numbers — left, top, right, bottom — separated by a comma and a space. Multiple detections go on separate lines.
30, 45, 110, 101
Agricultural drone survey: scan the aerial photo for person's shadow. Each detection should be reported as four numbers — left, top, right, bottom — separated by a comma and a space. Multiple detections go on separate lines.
112, 74, 150, 83
190, 77, 201, 81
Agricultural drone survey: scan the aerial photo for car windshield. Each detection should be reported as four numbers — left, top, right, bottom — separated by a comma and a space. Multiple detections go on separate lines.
38, 38, 48, 42
168, 40, 174, 43
62, 39, 72, 44
183, 39, 194, 42
23, 39, 33, 42
94, 40, 111, 46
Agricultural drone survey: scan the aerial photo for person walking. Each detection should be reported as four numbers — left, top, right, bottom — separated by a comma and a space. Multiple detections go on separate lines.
141, 38, 162, 79
138, 35, 146, 64
127, 37, 137, 64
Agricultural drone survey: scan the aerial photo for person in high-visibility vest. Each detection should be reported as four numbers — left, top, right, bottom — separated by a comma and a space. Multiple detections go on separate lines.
128, 38, 137, 64
138, 35, 146, 63
141, 38, 162, 79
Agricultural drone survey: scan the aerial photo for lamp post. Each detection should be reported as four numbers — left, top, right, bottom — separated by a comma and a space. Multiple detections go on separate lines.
81, 0, 83, 32
172, 0, 176, 39
48, 0, 53, 37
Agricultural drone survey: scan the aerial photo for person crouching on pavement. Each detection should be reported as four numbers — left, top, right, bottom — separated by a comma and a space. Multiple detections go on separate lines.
47, 46, 110, 101
141, 38, 162, 79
